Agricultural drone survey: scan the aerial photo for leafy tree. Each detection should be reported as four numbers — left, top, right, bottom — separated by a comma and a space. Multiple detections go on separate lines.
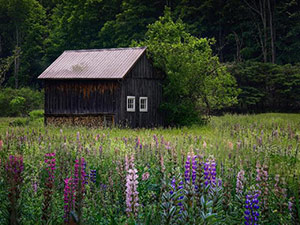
44, 0, 121, 64
138, 8, 239, 125
98, 0, 169, 48
0, 0, 47, 88
228, 61, 300, 112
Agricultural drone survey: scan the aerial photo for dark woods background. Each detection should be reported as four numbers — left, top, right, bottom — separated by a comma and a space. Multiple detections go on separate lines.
0, 0, 299, 116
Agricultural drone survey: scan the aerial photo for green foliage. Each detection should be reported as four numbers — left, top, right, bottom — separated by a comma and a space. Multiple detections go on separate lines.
10, 96, 26, 116
29, 109, 44, 121
227, 62, 300, 112
0, 88, 43, 117
9, 117, 28, 127
138, 8, 239, 125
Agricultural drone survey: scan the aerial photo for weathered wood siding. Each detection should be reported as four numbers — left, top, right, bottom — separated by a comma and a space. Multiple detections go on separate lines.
117, 53, 163, 127
44, 52, 163, 128
45, 80, 120, 115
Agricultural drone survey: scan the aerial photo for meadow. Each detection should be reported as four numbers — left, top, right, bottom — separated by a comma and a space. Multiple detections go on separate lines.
0, 113, 299, 225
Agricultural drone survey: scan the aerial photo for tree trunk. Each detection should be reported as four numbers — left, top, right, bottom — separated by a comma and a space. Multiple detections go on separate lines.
233, 31, 242, 62
14, 25, 20, 89
259, 0, 268, 62
267, 0, 275, 63
243, 0, 268, 62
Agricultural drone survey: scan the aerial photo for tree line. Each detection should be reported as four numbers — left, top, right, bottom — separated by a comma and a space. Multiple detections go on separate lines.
0, 0, 299, 120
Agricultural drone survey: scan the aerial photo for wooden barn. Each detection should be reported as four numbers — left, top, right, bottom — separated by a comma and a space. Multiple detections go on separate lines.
38, 47, 163, 128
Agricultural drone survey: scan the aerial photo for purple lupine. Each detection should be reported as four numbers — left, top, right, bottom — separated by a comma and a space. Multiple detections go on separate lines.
63, 177, 73, 223
192, 155, 198, 185
90, 169, 97, 184
244, 190, 260, 225
203, 156, 217, 186
153, 134, 159, 148
45, 153, 56, 182
165, 142, 171, 150
170, 178, 176, 194
74, 157, 87, 191
184, 154, 191, 182
135, 137, 140, 149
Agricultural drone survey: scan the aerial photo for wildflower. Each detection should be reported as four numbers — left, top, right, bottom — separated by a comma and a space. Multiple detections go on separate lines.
153, 134, 159, 147
45, 152, 56, 182
74, 157, 87, 191
170, 178, 176, 194
165, 142, 171, 150
184, 154, 191, 182
125, 155, 139, 217
0, 139, 3, 150
63, 177, 73, 223
244, 190, 260, 225
203, 141, 207, 149
142, 172, 150, 181
288, 200, 293, 212
5, 155, 24, 224
90, 170, 96, 184
228, 141, 233, 150
5, 155, 24, 182
256, 163, 269, 209
204, 156, 216, 186
236, 170, 245, 194
42, 153, 56, 221
160, 155, 165, 173
125, 167, 139, 217
191, 155, 198, 185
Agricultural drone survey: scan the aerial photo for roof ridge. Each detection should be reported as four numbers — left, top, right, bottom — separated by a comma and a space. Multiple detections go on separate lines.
64, 46, 147, 52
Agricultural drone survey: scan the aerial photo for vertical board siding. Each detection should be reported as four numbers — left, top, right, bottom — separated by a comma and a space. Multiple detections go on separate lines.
45, 80, 120, 115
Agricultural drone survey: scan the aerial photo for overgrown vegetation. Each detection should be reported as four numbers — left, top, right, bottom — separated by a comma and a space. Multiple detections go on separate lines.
0, 88, 43, 116
137, 9, 239, 125
0, 113, 299, 224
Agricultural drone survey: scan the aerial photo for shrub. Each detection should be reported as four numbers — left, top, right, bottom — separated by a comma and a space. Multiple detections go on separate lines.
29, 109, 44, 121
8, 118, 28, 127
0, 88, 43, 117
10, 97, 26, 116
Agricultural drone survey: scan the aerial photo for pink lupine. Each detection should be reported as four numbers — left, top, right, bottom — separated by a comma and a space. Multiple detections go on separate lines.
142, 172, 150, 181
0, 139, 3, 150
43, 152, 56, 221
160, 154, 165, 173
125, 155, 139, 217
236, 170, 245, 194
256, 162, 269, 211
5, 155, 24, 225
203, 141, 207, 149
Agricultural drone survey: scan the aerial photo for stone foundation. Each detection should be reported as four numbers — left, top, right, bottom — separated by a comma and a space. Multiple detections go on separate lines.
45, 114, 114, 127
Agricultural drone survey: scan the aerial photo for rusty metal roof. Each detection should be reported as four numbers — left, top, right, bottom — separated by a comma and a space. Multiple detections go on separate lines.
38, 47, 147, 79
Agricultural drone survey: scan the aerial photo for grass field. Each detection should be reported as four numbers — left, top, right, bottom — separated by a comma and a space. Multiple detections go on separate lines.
0, 113, 299, 224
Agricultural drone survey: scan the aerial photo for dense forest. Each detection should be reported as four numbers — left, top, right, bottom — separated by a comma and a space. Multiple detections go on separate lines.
0, 0, 299, 118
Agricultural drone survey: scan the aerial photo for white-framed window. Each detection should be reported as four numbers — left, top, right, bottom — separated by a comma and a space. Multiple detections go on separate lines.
127, 96, 135, 112
139, 97, 148, 112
